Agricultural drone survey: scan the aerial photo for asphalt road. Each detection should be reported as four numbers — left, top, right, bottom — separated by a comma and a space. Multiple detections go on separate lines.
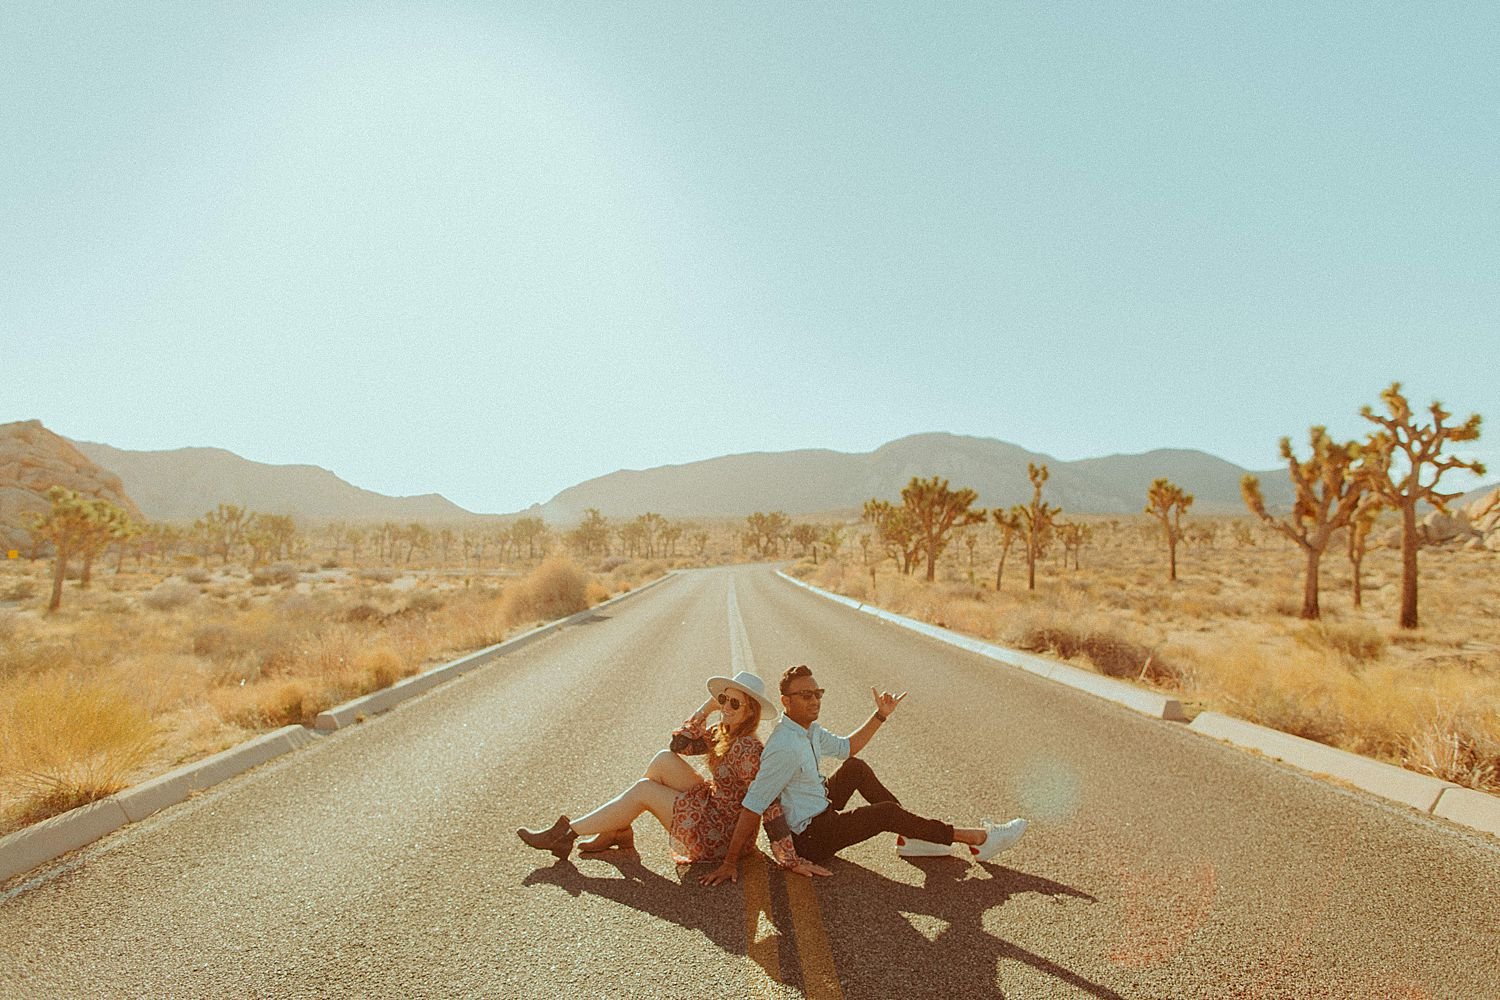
1, 565, 1497, 999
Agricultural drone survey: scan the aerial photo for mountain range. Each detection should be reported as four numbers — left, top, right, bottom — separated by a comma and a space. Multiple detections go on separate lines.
43, 426, 1296, 524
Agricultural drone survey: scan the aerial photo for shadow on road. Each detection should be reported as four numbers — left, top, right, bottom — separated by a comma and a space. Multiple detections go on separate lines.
815, 856, 1125, 999
521, 851, 782, 983
522, 851, 1123, 999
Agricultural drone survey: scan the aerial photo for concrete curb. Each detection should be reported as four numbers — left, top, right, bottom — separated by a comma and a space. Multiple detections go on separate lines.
1, 570, 680, 886
776, 571, 1500, 840
1432, 787, 1500, 837
0, 799, 130, 884
113, 726, 322, 823
1187, 712, 1457, 814
776, 571, 1186, 721
313, 570, 678, 730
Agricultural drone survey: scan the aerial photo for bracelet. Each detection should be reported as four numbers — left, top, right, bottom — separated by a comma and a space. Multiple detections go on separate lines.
874, 709, 888, 723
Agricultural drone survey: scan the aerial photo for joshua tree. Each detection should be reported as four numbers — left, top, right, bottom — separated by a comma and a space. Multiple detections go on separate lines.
1057, 521, 1090, 571
1360, 382, 1485, 628
991, 508, 1022, 590
30, 488, 130, 612
1145, 478, 1193, 583
821, 524, 846, 561
862, 499, 923, 575
900, 476, 986, 582
1241, 428, 1368, 619
791, 523, 820, 559
1016, 463, 1061, 591
1347, 495, 1383, 608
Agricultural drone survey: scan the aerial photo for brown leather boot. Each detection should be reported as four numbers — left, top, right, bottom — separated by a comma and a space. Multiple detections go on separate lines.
578, 827, 636, 853
517, 815, 577, 858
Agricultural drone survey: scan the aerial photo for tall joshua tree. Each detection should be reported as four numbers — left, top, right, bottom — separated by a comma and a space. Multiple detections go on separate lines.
900, 476, 986, 582
1360, 382, 1484, 628
1016, 463, 1061, 591
1145, 478, 1193, 583
991, 508, 1022, 590
1241, 427, 1368, 619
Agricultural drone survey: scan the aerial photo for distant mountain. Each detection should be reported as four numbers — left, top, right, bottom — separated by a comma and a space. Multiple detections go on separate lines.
0, 420, 145, 551
72, 440, 485, 525
534, 432, 1292, 522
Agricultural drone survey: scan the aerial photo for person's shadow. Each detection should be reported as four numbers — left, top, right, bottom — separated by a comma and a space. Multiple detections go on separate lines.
815, 856, 1125, 999
522, 850, 785, 982
523, 851, 1121, 998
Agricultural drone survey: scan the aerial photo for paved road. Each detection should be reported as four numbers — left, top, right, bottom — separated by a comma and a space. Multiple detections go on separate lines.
2, 565, 1497, 999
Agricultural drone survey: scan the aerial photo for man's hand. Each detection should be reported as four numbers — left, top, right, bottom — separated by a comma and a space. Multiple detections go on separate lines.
701, 860, 739, 886
872, 688, 907, 718
786, 860, 833, 878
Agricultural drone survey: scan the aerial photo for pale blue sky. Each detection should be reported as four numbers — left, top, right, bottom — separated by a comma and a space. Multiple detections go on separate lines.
5, 3, 1495, 513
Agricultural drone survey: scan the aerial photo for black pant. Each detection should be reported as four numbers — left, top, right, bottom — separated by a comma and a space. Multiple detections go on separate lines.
791, 758, 954, 862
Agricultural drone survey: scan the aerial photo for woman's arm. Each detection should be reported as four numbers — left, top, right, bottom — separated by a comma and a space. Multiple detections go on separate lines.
669, 696, 720, 755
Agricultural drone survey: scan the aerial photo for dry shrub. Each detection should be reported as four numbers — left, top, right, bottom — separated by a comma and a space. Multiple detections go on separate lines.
786, 561, 817, 579
141, 580, 198, 611
403, 589, 445, 615
0, 672, 157, 826
251, 562, 299, 586
1001, 606, 1174, 683
212, 678, 323, 729
504, 556, 591, 624
585, 580, 610, 605
352, 644, 406, 690
357, 567, 398, 583
1294, 621, 1387, 664
183, 568, 211, 584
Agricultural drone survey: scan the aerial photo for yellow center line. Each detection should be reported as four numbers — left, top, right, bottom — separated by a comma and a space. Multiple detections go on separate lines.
743, 852, 782, 991
729, 580, 842, 998
784, 870, 843, 999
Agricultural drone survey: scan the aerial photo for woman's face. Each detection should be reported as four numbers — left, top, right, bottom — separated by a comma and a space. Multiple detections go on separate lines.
718, 687, 752, 727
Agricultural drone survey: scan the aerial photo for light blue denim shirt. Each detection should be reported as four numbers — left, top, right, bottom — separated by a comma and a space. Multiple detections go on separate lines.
742, 716, 851, 834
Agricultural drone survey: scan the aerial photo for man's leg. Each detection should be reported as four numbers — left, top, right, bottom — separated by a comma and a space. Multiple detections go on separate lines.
824, 757, 901, 810
793, 801, 954, 862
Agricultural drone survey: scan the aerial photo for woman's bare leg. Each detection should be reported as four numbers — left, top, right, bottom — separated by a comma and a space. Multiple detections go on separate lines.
571, 779, 680, 837
645, 750, 704, 793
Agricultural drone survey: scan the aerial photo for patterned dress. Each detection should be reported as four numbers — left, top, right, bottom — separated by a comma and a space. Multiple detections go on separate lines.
668, 718, 802, 867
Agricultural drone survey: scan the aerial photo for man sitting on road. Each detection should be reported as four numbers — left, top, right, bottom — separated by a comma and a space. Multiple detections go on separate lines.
702, 663, 1026, 886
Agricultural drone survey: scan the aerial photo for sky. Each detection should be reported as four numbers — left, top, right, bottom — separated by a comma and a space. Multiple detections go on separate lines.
4, 3, 1496, 514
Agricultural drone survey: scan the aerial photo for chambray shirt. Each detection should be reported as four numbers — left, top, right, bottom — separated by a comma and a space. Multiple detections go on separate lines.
741, 716, 850, 834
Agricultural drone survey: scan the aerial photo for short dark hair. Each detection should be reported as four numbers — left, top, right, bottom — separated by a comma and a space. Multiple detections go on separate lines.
780, 664, 813, 696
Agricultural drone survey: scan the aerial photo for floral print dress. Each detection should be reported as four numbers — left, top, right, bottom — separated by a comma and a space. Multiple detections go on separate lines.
668, 718, 804, 868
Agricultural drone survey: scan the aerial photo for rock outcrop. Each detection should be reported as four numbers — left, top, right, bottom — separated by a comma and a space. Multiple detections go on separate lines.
1373, 487, 1500, 553
0, 420, 145, 553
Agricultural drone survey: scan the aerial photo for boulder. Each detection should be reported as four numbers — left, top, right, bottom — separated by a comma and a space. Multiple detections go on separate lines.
0, 420, 145, 552
1422, 510, 1469, 543
1466, 487, 1500, 521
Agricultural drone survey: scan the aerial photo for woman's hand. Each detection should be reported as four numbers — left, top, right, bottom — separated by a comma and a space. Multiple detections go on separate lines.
700, 859, 739, 886
785, 860, 832, 878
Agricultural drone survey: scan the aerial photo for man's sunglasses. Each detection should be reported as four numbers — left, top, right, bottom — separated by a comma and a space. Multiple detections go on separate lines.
787, 688, 826, 700
717, 692, 744, 710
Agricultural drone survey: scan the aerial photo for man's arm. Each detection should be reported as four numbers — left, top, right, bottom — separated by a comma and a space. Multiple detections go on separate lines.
847, 688, 906, 756
700, 809, 761, 886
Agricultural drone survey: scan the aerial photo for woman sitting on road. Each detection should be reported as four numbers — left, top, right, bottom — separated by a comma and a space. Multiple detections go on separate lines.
517, 671, 829, 878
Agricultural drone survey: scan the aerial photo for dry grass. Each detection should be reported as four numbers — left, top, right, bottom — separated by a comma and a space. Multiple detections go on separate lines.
808, 515, 1500, 794
0, 553, 662, 832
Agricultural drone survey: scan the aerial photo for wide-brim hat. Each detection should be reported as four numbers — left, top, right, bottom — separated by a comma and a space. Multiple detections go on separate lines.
705, 670, 779, 720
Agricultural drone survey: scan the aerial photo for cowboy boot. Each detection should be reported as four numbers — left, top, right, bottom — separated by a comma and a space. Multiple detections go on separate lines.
517, 815, 577, 858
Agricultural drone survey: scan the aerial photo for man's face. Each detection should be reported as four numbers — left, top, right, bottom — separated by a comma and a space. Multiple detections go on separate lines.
781, 673, 824, 726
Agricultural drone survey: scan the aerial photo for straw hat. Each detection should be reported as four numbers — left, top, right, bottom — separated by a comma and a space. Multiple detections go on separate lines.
705, 670, 779, 719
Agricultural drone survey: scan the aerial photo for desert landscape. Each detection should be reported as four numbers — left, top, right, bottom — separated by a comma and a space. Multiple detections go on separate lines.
3, 405, 1495, 838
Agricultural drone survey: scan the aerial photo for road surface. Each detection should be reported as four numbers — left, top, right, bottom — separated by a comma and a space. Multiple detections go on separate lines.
2, 565, 1497, 998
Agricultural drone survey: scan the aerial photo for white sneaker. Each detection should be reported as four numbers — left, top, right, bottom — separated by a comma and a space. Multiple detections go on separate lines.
896, 835, 955, 857
970, 818, 1027, 863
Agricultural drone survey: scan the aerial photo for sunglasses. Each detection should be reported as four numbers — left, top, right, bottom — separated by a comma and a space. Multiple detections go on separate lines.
787, 688, 826, 701
717, 693, 744, 710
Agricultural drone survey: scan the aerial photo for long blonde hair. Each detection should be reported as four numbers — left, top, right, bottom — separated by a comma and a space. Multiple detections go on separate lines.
708, 696, 763, 768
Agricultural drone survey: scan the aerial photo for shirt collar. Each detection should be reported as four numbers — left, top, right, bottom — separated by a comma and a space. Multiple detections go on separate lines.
778, 716, 812, 737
